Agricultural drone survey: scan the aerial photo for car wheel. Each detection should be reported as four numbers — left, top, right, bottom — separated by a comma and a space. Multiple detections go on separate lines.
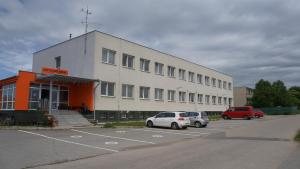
182, 126, 187, 129
171, 122, 179, 130
147, 121, 153, 128
195, 121, 202, 128
223, 115, 230, 120
244, 116, 251, 120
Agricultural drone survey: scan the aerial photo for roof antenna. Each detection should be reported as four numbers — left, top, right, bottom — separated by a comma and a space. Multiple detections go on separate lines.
81, 6, 92, 55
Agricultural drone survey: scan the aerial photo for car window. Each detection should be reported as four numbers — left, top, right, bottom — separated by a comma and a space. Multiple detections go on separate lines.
194, 112, 199, 116
179, 113, 187, 117
168, 113, 175, 117
156, 113, 166, 118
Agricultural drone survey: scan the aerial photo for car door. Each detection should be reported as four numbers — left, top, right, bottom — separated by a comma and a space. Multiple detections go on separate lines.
165, 112, 175, 127
153, 113, 166, 127
190, 112, 198, 125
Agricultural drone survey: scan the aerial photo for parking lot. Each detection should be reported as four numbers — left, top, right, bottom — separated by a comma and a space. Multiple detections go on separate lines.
0, 117, 270, 169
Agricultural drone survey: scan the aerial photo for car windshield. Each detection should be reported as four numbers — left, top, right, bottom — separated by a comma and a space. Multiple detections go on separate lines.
179, 113, 187, 117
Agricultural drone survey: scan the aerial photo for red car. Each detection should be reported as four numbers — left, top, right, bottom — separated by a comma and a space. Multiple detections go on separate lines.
254, 109, 264, 118
222, 106, 255, 120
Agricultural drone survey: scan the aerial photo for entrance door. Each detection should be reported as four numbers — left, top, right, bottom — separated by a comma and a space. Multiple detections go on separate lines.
51, 89, 59, 110
41, 89, 49, 110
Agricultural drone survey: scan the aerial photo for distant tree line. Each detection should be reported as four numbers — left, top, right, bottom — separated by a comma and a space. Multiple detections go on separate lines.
252, 79, 300, 108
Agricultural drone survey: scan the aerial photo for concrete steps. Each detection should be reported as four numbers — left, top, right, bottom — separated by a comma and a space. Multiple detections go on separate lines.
51, 110, 91, 127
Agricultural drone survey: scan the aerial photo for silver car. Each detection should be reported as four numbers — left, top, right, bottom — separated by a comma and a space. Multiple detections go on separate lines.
186, 111, 209, 128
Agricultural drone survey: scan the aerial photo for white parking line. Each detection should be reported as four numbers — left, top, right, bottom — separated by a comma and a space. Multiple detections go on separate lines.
18, 130, 119, 153
71, 129, 155, 145
133, 129, 208, 136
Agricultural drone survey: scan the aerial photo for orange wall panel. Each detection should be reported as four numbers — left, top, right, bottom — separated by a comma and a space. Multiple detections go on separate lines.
15, 71, 36, 110
69, 82, 94, 111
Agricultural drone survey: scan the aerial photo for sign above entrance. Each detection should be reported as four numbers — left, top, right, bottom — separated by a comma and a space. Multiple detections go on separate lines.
41, 67, 69, 76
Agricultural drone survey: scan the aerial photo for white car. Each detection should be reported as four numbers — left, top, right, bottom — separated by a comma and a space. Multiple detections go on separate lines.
146, 112, 190, 129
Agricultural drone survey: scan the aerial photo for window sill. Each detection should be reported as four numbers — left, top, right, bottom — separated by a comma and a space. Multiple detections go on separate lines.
168, 76, 176, 79
139, 98, 150, 101
155, 73, 164, 76
140, 70, 151, 73
198, 102, 203, 104
122, 97, 134, 100
154, 99, 164, 102
179, 101, 186, 103
122, 66, 135, 70
189, 102, 196, 104
101, 95, 116, 98
168, 100, 175, 102
102, 62, 116, 66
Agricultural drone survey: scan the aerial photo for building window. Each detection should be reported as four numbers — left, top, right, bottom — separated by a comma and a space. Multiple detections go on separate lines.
102, 48, 115, 64
122, 84, 134, 98
140, 58, 150, 72
218, 97, 222, 105
29, 83, 40, 110
223, 81, 227, 89
1, 84, 16, 110
122, 54, 135, 69
229, 98, 232, 106
167, 66, 176, 78
188, 72, 195, 82
189, 93, 195, 103
205, 95, 210, 105
179, 91, 186, 102
212, 96, 216, 105
205, 76, 210, 86
197, 74, 203, 84
139, 86, 150, 99
55, 56, 61, 69
224, 97, 227, 105
197, 94, 203, 104
154, 88, 164, 101
218, 80, 222, 88
167, 90, 175, 102
155, 62, 164, 75
101, 81, 115, 96
212, 78, 216, 87
179, 69, 186, 80
228, 82, 232, 90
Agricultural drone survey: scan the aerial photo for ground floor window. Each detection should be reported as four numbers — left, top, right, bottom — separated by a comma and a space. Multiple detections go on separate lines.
122, 84, 134, 98
168, 90, 175, 102
101, 81, 115, 96
1, 83, 16, 110
189, 93, 195, 103
154, 88, 164, 101
139, 86, 150, 99
205, 95, 210, 105
179, 91, 186, 102
198, 94, 203, 104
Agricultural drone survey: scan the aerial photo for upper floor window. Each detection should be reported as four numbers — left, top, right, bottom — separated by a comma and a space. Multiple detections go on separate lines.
223, 81, 227, 89
55, 56, 61, 69
102, 48, 115, 64
122, 54, 135, 69
155, 62, 164, 75
140, 86, 150, 99
179, 91, 186, 102
168, 66, 176, 78
229, 98, 232, 106
188, 71, 195, 83
212, 78, 216, 87
101, 81, 115, 97
197, 74, 203, 84
205, 95, 210, 104
189, 93, 195, 103
140, 58, 150, 72
218, 80, 222, 88
223, 97, 227, 105
179, 69, 186, 80
168, 90, 175, 102
205, 76, 210, 86
218, 97, 222, 105
122, 84, 134, 98
228, 82, 232, 90
154, 88, 164, 101
212, 96, 216, 105
197, 94, 203, 104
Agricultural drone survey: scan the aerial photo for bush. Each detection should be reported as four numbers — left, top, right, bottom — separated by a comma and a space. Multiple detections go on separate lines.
295, 130, 300, 142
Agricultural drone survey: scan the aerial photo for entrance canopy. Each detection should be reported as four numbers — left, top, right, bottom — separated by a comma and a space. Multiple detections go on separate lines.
37, 74, 99, 83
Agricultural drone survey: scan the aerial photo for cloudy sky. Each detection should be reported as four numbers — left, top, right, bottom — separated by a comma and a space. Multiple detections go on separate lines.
0, 0, 299, 87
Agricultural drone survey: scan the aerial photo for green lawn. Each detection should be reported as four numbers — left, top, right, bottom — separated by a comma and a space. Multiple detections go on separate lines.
208, 115, 222, 121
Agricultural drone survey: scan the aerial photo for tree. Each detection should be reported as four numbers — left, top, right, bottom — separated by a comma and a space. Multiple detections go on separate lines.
252, 79, 274, 107
272, 80, 290, 106
288, 86, 300, 108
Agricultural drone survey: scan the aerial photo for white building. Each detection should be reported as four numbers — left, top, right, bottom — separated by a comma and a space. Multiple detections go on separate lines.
33, 30, 233, 114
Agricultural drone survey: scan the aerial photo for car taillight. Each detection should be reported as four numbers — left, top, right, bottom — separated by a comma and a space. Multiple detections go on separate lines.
178, 117, 185, 120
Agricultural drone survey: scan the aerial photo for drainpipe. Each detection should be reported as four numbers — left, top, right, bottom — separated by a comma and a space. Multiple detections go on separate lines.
93, 81, 100, 121
49, 80, 53, 115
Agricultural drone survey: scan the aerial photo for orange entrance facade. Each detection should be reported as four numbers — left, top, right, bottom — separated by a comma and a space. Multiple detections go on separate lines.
0, 68, 98, 112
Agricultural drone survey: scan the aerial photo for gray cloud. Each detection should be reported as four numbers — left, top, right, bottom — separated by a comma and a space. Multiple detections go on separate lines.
0, 0, 299, 87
